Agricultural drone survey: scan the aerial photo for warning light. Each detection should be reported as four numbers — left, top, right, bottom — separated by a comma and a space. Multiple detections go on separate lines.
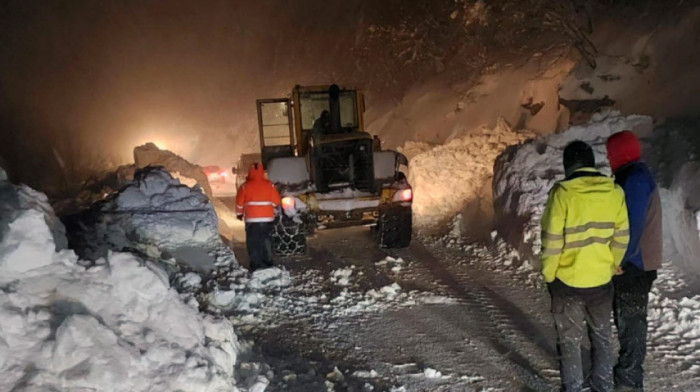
395, 188, 413, 202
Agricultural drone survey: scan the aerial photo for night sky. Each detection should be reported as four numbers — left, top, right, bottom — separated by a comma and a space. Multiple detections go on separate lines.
0, 0, 373, 188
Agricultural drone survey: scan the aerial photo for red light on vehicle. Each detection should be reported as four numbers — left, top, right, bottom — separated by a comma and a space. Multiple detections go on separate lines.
397, 189, 412, 201
281, 196, 295, 209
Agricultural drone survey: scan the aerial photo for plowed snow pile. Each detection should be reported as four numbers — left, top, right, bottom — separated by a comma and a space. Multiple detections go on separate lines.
491, 111, 700, 377
407, 118, 534, 234
493, 111, 653, 261
67, 166, 220, 261
0, 168, 244, 392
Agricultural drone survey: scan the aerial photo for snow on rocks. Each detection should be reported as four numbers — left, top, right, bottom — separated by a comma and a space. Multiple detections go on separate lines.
66, 166, 220, 261
407, 117, 535, 234
492, 111, 652, 266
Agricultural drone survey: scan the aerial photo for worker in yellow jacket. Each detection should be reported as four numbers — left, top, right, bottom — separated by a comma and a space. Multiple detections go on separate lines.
541, 140, 629, 392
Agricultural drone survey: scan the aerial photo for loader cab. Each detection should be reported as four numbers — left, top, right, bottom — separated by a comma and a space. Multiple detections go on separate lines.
256, 85, 366, 167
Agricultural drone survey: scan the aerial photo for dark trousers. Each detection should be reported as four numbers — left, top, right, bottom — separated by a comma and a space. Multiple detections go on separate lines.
245, 222, 273, 271
613, 269, 656, 390
550, 279, 614, 392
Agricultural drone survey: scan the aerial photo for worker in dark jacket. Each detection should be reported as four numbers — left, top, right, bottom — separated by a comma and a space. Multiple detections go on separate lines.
606, 131, 662, 391
541, 141, 629, 392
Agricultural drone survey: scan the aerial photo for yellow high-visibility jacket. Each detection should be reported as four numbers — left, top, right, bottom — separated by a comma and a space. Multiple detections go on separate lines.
540, 168, 630, 288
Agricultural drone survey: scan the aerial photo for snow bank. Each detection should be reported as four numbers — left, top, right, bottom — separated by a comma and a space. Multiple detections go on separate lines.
134, 142, 212, 196
492, 112, 700, 282
0, 172, 243, 392
643, 119, 700, 282
492, 111, 652, 265
660, 163, 700, 282
407, 118, 534, 235
67, 166, 220, 260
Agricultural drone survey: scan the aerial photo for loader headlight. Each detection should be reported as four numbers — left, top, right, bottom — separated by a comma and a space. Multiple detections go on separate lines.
394, 188, 413, 202
281, 196, 295, 210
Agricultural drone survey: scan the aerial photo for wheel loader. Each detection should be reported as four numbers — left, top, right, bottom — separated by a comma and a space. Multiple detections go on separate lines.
250, 84, 413, 255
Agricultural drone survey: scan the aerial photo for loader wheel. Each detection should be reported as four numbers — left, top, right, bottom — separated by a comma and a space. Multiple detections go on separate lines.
376, 205, 412, 248
271, 214, 307, 256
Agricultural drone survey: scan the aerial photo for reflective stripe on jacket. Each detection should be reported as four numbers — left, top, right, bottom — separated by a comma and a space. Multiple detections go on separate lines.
235, 164, 281, 223
540, 168, 630, 288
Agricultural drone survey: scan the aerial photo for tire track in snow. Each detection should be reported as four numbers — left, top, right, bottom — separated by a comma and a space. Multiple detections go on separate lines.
388, 240, 559, 390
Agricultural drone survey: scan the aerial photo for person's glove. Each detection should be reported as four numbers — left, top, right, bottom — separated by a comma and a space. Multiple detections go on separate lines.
236, 214, 243, 221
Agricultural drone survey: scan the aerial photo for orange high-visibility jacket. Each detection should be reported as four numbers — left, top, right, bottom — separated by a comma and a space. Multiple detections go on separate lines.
235, 163, 281, 223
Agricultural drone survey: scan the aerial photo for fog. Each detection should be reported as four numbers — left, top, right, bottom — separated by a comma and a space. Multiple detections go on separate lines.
3, 0, 698, 194
0, 0, 378, 190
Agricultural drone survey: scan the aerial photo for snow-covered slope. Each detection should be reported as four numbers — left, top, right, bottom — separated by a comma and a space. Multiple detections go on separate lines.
407, 118, 534, 236
0, 169, 244, 392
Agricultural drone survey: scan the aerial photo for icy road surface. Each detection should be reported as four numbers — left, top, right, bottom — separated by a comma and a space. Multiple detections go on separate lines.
231, 227, 698, 392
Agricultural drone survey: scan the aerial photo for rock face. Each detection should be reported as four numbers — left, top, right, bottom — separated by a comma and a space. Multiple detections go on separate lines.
134, 143, 213, 196
66, 167, 220, 261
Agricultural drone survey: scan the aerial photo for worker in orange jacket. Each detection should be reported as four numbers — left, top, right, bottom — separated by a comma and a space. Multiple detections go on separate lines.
236, 163, 281, 271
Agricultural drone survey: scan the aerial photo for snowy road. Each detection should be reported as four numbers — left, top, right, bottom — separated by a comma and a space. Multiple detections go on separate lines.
232, 226, 558, 391
228, 225, 698, 392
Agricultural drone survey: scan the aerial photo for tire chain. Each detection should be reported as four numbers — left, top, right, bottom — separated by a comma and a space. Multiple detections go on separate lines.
271, 216, 306, 256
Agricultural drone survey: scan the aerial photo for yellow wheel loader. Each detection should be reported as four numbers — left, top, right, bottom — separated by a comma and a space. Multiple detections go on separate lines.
252, 84, 413, 255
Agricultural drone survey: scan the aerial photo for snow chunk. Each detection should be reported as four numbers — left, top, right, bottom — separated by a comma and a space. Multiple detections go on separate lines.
248, 267, 291, 290
331, 267, 354, 286
1, 181, 68, 251
0, 209, 57, 275
423, 368, 443, 378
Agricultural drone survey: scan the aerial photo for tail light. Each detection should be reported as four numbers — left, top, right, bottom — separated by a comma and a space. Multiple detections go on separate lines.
394, 188, 413, 202
281, 196, 295, 209
220, 171, 227, 177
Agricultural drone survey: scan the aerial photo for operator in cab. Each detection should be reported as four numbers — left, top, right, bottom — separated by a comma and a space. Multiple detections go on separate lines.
235, 163, 281, 271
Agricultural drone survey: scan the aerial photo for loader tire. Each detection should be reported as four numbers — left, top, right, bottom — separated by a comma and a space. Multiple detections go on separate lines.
376, 205, 412, 248
271, 214, 307, 256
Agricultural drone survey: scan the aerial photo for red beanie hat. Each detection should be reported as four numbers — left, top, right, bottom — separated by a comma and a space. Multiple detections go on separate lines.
606, 130, 641, 172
